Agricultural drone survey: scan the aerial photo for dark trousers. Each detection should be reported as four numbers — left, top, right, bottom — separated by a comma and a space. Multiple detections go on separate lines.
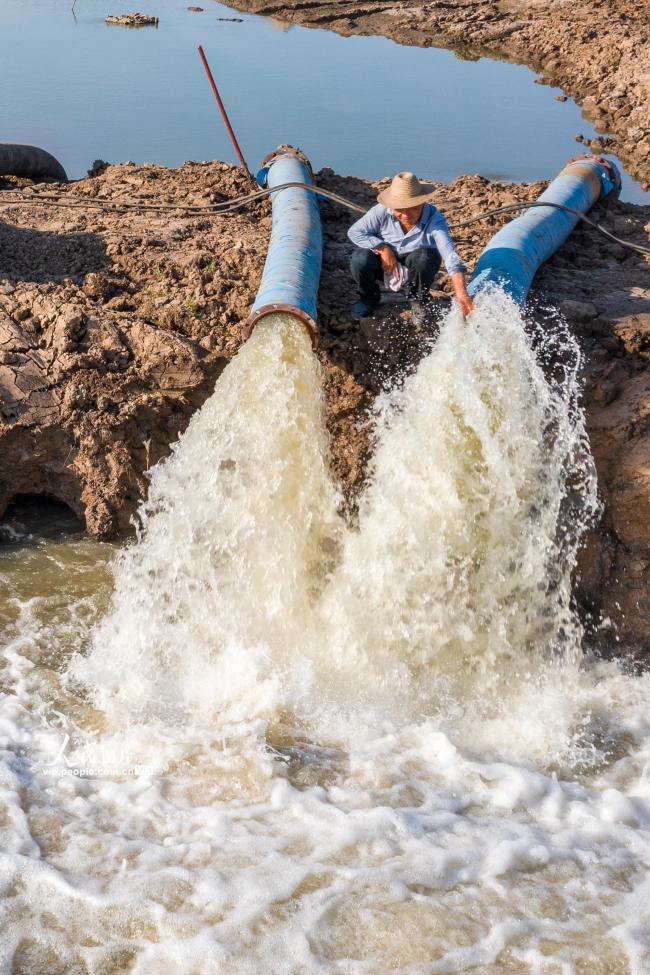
350, 246, 441, 305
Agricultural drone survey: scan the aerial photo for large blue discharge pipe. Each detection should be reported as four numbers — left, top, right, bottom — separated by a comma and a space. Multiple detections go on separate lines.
243, 147, 322, 345
467, 156, 620, 305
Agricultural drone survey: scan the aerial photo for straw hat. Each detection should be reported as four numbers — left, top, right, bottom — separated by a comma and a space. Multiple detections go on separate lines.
377, 172, 436, 209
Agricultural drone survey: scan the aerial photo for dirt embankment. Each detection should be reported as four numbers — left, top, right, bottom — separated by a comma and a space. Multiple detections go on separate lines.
229, 0, 650, 191
0, 161, 649, 653
0, 163, 260, 537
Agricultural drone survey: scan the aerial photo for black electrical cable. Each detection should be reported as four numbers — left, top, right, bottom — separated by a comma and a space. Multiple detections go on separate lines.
449, 200, 650, 255
1, 180, 648, 255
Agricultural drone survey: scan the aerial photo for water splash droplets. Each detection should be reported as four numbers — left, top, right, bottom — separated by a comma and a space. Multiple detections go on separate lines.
72, 291, 599, 767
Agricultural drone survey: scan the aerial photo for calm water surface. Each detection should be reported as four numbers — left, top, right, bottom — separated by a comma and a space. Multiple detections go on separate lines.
1, 0, 647, 201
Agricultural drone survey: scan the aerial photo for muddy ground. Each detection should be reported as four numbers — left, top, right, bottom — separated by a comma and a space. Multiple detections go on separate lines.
230, 0, 650, 192
0, 160, 649, 655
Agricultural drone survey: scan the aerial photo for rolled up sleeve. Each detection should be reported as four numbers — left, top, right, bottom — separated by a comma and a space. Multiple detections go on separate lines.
348, 204, 385, 250
431, 214, 467, 276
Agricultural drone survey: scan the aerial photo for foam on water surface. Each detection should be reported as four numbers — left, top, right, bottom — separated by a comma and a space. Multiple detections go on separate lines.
1, 302, 650, 974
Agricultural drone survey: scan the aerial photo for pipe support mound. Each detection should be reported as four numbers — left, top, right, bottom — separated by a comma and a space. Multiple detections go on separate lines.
0, 143, 68, 182
467, 155, 620, 305
243, 146, 322, 346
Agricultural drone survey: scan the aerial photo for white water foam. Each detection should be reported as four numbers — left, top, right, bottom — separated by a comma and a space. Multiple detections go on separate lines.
314, 289, 599, 741
1, 298, 650, 974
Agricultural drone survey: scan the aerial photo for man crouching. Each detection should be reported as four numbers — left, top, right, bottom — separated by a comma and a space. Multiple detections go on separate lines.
348, 171, 473, 324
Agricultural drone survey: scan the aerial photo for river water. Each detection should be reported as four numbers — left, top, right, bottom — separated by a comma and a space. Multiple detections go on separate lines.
2, 298, 650, 973
1, 0, 648, 202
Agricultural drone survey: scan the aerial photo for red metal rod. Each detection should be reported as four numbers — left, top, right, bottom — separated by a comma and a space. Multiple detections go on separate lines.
197, 45, 251, 176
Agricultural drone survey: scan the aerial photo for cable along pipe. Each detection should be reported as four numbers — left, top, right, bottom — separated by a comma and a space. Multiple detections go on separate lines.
1, 174, 646, 256
467, 157, 623, 304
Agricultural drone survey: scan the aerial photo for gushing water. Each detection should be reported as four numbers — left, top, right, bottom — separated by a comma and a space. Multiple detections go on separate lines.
72, 315, 342, 729
1, 297, 650, 975
319, 292, 594, 709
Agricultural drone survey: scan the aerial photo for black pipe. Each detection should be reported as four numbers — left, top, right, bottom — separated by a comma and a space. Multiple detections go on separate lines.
0, 143, 68, 182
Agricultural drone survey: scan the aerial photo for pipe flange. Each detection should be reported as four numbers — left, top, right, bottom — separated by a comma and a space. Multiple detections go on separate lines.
242, 303, 319, 349
261, 145, 314, 180
564, 153, 622, 194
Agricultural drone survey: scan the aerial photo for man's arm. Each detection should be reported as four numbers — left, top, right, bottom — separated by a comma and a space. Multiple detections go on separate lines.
348, 205, 385, 250
450, 272, 473, 319
430, 213, 473, 318
348, 205, 397, 274
374, 244, 397, 274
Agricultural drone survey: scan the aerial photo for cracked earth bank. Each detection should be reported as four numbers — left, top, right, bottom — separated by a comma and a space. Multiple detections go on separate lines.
228, 0, 650, 191
0, 160, 649, 655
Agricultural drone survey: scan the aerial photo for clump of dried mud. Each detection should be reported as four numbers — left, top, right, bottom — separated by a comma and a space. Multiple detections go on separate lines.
0, 159, 649, 654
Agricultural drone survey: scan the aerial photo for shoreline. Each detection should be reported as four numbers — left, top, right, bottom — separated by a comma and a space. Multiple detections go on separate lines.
226, 0, 650, 193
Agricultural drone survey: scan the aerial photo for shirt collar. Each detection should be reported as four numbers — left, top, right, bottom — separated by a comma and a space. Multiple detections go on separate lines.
388, 203, 431, 229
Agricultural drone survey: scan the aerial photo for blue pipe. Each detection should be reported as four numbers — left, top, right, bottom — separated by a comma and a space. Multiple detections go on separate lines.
467, 156, 620, 305
243, 147, 322, 344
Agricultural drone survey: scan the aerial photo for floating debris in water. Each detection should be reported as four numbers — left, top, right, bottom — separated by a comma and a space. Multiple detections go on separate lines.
105, 12, 159, 27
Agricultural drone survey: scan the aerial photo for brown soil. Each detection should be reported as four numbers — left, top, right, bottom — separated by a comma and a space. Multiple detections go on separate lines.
0, 160, 649, 656
228, 0, 650, 192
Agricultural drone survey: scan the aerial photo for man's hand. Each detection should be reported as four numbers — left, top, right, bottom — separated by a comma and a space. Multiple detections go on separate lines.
451, 272, 473, 319
456, 293, 474, 319
375, 244, 397, 275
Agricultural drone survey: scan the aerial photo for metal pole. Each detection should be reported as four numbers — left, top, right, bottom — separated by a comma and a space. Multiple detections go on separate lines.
197, 45, 251, 176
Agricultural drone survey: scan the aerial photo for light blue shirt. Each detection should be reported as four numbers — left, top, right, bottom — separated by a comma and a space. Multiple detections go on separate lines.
348, 203, 467, 276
